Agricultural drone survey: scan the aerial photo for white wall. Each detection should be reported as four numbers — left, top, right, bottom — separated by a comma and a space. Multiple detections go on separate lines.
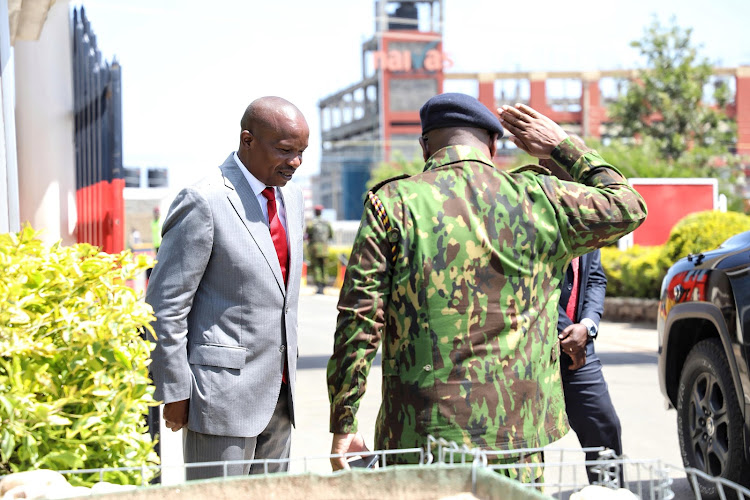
14, 0, 76, 245
0, 0, 19, 234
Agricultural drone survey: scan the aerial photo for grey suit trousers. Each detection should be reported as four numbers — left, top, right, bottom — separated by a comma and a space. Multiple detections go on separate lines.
183, 383, 292, 480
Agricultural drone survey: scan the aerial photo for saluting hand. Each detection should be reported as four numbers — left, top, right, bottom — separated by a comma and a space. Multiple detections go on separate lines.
497, 103, 568, 159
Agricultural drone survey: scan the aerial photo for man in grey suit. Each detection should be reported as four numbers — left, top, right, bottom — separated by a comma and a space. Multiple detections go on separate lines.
146, 96, 309, 480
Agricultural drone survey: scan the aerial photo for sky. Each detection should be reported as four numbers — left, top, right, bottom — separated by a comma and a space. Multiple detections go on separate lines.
70, 0, 750, 191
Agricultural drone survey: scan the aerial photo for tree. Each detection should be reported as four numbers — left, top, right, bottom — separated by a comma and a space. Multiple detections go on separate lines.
609, 18, 735, 161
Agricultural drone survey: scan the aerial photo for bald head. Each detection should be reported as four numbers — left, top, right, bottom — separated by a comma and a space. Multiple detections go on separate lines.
241, 96, 306, 136
237, 96, 309, 187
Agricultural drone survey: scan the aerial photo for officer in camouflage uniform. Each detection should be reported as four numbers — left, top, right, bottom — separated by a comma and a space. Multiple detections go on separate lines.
305, 205, 333, 293
326, 93, 647, 480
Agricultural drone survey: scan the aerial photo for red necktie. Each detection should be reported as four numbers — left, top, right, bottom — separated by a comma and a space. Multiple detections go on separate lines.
566, 256, 580, 321
262, 187, 289, 383
262, 187, 289, 285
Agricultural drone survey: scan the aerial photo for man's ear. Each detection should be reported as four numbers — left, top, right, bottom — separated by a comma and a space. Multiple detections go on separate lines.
240, 130, 253, 150
489, 132, 499, 158
419, 136, 429, 161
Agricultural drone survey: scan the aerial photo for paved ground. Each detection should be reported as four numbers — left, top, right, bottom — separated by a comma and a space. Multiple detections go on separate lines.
156, 288, 697, 497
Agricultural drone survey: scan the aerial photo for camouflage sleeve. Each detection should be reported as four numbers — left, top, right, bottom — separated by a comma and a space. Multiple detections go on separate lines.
326, 197, 392, 434
544, 138, 648, 253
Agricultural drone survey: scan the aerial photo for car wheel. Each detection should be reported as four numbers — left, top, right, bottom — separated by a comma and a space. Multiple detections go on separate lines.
677, 338, 749, 499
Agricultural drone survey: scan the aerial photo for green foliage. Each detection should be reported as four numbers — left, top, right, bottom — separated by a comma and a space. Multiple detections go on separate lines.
0, 226, 158, 486
325, 245, 353, 281
366, 151, 424, 190
601, 245, 667, 299
608, 17, 735, 160
662, 210, 750, 262
593, 138, 745, 211
602, 210, 750, 299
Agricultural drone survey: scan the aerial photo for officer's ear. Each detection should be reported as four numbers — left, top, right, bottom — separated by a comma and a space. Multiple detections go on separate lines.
419, 135, 430, 161
489, 132, 499, 159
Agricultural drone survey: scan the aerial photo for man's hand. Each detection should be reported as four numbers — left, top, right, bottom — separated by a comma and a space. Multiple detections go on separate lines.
163, 399, 189, 432
497, 103, 568, 159
559, 323, 588, 370
330, 432, 369, 471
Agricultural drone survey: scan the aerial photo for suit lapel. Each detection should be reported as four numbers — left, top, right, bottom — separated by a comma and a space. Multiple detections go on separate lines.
220, 155, 286, 294
576, 252, 590, 315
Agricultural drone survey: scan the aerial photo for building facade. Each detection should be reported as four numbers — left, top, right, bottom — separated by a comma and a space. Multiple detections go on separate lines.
315, 0, 446, 221
315, 1, 750, 221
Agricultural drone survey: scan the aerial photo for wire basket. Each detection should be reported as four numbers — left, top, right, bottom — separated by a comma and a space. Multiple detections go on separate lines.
5, 436, 750, 499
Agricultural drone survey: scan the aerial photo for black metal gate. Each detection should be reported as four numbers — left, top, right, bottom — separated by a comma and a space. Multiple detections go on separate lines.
72, 6, 124, 254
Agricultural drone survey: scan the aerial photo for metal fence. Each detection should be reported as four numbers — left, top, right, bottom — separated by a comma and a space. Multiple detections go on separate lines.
33, 437, 750, 500
72, 7, 124, 254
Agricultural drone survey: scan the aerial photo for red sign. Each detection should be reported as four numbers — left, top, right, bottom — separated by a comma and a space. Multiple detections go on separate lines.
373, 49, 453, 72
627, 179, 718, 247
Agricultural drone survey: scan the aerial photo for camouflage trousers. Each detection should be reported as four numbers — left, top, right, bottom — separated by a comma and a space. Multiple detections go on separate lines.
309, 256, 327, 287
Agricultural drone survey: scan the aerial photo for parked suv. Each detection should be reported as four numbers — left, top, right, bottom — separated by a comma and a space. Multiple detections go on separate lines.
658, 230, 750, 498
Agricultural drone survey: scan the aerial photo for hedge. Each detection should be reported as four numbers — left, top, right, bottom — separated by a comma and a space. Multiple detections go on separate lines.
0, 226, 159, 485
603, 210, 750, 299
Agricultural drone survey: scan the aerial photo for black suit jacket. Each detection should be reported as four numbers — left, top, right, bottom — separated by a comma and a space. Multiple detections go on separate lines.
558, 249, 607, 368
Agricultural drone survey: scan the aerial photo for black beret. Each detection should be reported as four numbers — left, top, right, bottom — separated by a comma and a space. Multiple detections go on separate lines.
419, 93, 504, 136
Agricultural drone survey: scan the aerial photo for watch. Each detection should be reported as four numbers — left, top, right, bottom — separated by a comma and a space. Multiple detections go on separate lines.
581, 318, 598, 339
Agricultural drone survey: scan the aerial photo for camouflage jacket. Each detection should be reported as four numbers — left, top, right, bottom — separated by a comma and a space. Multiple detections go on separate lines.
327, 139, 647, 456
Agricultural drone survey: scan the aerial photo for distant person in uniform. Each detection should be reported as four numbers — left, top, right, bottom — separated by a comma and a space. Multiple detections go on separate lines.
326, 93, 647, 481
146, 207, 162, 281
305, 205, 333, 294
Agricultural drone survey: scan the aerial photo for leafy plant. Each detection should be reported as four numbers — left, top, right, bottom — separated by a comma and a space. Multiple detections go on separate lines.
0, 225, 158, 486
601, 245, 667, 299
602, 210, 750, 299
662, 210, 750, 262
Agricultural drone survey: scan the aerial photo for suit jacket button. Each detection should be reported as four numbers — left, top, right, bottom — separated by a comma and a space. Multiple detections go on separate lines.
280, 345, 286, 352
285, 305, 289, 314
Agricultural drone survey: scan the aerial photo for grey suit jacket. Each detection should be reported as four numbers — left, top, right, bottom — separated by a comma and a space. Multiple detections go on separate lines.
146, 153, 303, 438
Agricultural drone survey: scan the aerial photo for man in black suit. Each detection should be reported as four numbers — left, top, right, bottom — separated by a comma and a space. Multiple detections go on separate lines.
540, 142, 624, 484
557, 248, 623, 483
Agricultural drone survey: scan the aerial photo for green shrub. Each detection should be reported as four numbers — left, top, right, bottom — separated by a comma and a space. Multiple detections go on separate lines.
662, 210, 750, 262
601, 245, 667, 299
0, 226, 158, 486
325, 245, 352, 281
602, 210, 750, 299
